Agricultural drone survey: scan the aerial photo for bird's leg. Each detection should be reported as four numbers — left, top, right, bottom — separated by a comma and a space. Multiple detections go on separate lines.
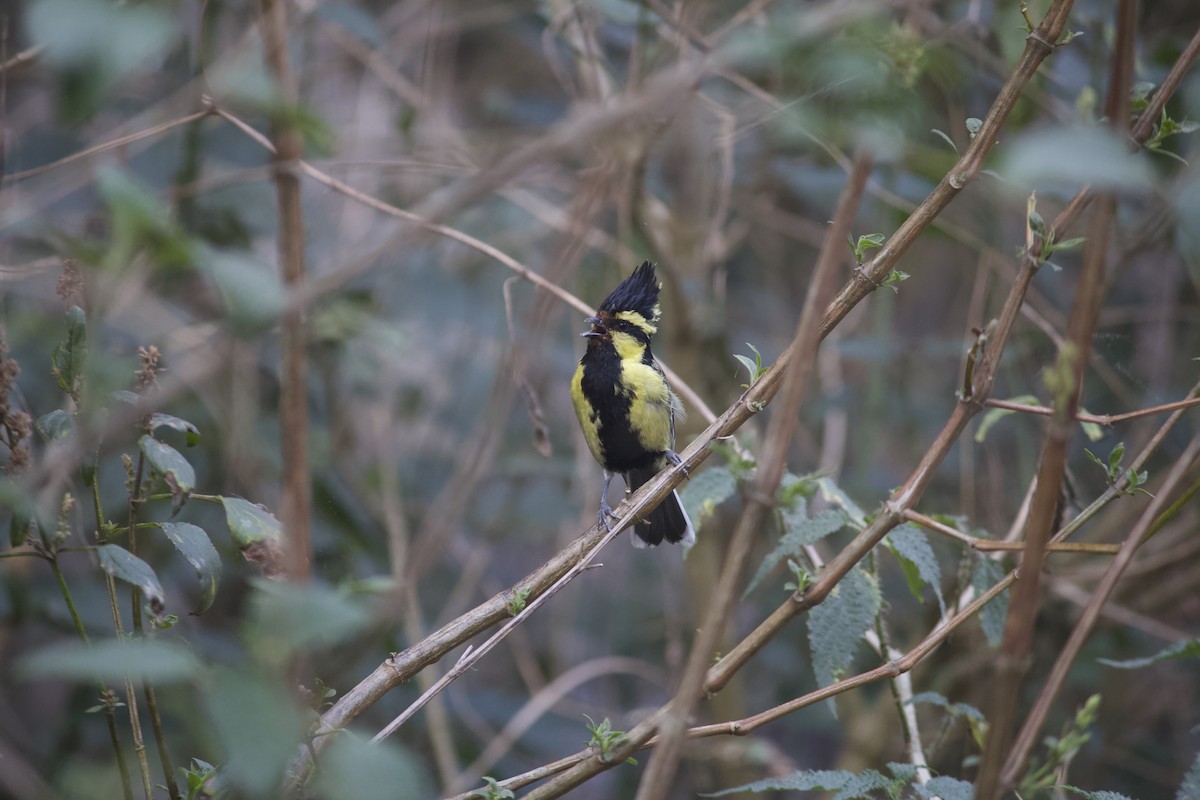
665, 450, 689, 478
597, 470, 620, 530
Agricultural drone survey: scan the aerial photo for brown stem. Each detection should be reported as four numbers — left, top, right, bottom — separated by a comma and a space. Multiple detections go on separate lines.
259, 0, 311, 580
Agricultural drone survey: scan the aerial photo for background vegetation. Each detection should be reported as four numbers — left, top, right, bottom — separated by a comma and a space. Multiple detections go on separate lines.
1, 0, 1199, 798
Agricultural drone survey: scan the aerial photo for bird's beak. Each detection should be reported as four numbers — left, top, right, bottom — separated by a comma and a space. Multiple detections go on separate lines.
581, 315, 606, 338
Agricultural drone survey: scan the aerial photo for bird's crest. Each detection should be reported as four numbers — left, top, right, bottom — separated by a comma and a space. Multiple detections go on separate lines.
598, 261, 662, 333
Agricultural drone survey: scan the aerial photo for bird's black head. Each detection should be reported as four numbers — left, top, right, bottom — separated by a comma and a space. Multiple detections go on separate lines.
596, 261, 661, 331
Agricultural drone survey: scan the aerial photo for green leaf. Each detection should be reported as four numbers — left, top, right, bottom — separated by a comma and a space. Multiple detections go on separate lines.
204, 668, 307, 796
314, 730, 430, 800
1062, 789, 1135, 800
679, 467, 738, 530
930, 128, 958, 153
808, 568, 881, 714
1, 478, 41, 547
29, 0, 176, 76
885, 524, 945, 615
915, 777, 975, 799
908, 691, 986, 722
204, 250, 286, 333
732, 354, 758, 384
1097, 638, 1200, 669
976, 394, 1039, 442
139, 435, 195, 512
51, 306, 87, 400
816, 477, 868, 528
17, 638, 199, 683
745, 500, 846, 596
703, 768, 893, 798
245, 579, 372, 662
97, 168, 195, 269
159, 522, 222, 615
971, 555, 1009, 648
96, 544, 165, 613
36, 409, 75, 440
148, 413, 201, 447
1003, 125, 1155, 192
220, 496, 282, 546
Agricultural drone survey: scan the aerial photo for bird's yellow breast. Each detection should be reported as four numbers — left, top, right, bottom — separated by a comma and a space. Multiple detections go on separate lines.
570, 362, 604, 464
620, 360, 673, 453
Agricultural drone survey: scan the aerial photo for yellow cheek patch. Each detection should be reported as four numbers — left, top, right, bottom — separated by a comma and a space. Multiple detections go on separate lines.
614, 310, 658, 334
610, 330, 647, 362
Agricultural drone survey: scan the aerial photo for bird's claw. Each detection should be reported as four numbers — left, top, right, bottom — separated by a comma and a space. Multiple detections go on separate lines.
597, 502, 620, 531
666, 450, 689, 478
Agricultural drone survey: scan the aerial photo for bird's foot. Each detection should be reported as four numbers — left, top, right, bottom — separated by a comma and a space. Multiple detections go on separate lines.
597, 501, 620, 532
666, 450, 689, 478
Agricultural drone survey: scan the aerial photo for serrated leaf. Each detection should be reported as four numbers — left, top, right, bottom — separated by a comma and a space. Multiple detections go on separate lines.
1063, 789, 1136, 800
886, 524, 945, 614
885, 762, 918, 781
139, 435, 195, 512
976, 394, 1039, 442
149, 413, 201, 447
915, 776, 975, 800
96, 544, 165, 613
808, 568, 881, 715
745, 503, 846, 597
1177, 752, 1200, 800
702, 768, 890, 798
971, 555, 1009, 648
17, 638, 199, 683
1097, 638, 1200, 669
36, 409, 75, 440
159, 522, 222, 614
679, 467, 738, 530
816, 477, 867, 527
221, 497, 282, 546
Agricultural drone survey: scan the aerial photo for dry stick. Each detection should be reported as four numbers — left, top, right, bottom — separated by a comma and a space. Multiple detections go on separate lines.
260, 0, 312, 581
1000, 433, 1200, 788
634, 153, 872, 800
451, 393, 1200, 799
984, 395, 1200, 425
976, 2, 1136, 793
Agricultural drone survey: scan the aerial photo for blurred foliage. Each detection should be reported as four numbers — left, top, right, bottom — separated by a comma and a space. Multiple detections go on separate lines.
2, 0, 1199, 798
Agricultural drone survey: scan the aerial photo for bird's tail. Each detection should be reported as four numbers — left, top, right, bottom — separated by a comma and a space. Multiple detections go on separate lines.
624, 465, 695, 548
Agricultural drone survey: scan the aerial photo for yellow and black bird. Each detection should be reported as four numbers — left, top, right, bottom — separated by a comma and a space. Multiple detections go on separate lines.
570, 261, 695, 547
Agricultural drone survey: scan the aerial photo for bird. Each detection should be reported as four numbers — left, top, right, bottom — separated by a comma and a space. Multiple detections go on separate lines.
570, 261, 695, 547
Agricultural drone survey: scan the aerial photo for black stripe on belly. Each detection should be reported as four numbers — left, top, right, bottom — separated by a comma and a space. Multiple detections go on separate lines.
579, 344, 661, 473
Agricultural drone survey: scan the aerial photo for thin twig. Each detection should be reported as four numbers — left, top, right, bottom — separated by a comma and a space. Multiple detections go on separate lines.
903, 510, 1120, 554
984, 395, 1200, 425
